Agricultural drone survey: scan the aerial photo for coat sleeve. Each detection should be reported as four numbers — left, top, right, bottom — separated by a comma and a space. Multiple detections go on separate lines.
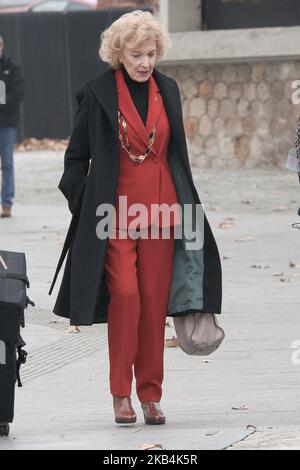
58, 83, 91, 215
2, 63, 25, 111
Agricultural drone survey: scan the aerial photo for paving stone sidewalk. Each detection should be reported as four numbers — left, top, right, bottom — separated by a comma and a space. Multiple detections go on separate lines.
0, 151, 300, 450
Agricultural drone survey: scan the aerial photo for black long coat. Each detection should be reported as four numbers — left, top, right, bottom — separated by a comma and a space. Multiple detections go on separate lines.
49, 66, 222, 326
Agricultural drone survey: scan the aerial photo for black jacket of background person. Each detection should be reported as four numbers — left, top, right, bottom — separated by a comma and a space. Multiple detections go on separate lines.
0, 54, 25, 127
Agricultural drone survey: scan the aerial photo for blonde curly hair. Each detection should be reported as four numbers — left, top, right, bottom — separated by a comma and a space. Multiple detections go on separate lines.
99, 10, 171, 69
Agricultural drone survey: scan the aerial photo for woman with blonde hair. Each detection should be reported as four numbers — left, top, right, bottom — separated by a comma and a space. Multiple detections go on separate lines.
49, 10, 222, 426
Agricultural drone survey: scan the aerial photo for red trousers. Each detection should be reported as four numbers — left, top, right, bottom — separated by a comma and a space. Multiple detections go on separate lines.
104, 225, 175, 403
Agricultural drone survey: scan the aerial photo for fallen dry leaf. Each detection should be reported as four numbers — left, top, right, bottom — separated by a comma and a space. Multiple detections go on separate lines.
247, 425, 257, 432
289, 260, 300, 269
15, 137, 69, 152
279, 276, 291, 282
249, 264, 271, 269
232, 405, 248, 411
219, 217, 235, 229
272, 272, 292, 282
165, 336, 179, 348
140, 443, 164, 450
66, 326, 81, 334
219, 222, 234, 229
290, 273, 300, 278
165, 321, 171, 328
235, 236, 254, 242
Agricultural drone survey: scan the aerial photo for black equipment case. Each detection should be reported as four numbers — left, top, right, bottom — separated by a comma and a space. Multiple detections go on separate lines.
0, 250, 34, 437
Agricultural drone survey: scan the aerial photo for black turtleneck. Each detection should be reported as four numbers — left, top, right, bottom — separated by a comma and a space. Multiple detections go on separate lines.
120, 63, 149, 127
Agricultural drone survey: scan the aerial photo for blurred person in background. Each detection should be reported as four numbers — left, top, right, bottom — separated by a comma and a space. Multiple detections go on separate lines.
0, 35, 25, 218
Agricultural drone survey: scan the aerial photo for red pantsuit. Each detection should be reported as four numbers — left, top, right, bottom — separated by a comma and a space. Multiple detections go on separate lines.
104, 69, 180, 402
105, 225, 175, 402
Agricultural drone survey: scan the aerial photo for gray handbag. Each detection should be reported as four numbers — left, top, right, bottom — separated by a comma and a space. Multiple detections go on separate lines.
173, 313, 225, 356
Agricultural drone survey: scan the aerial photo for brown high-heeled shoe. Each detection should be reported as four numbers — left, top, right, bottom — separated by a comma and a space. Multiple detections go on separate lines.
113, 396, 137, 424
141, 401, 166, 425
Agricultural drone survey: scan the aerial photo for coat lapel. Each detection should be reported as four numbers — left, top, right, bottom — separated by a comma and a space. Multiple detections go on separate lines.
88, 66, 182, 157
114, 68, 162, 149
88, 68, 120, 142
152, 68, 183, 153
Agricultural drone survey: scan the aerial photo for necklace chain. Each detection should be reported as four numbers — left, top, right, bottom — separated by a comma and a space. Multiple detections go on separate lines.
118, 110, 156, 165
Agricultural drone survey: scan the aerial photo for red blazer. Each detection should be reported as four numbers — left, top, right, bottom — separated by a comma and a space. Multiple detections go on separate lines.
113, 68, 181, 230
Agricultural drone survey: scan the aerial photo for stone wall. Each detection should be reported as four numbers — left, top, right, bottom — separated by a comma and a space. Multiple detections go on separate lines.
158, 61, 300, 168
